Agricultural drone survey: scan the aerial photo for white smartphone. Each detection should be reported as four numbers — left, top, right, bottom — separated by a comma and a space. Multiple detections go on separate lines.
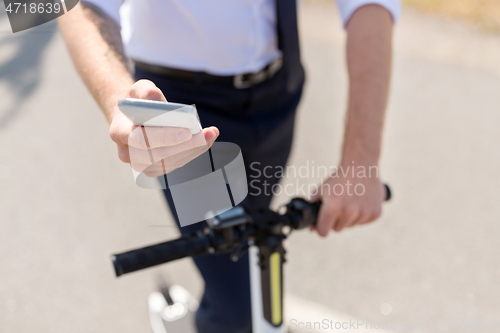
118, 98, 202, 134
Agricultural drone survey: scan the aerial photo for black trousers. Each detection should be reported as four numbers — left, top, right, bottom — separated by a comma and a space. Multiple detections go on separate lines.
135, 65, 304, 333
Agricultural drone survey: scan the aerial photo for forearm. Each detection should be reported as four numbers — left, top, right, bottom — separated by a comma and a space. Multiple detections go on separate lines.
341, 4, 393, 167
58, 3, 134, 123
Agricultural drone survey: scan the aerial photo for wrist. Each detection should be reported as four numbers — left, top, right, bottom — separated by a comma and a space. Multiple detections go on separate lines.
106, 106, 121, 125
340, 156, 379, 169
104, 82, 134, 124
340, 143, 380, 168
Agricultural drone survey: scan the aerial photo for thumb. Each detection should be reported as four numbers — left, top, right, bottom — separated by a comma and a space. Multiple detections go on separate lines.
309, 183, 322, 202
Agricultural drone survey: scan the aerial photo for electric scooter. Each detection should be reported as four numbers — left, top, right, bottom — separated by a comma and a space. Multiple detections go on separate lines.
111, 186, 391, 333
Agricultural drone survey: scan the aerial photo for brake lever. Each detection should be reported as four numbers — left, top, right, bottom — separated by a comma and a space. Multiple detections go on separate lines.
230, 241, 250, 262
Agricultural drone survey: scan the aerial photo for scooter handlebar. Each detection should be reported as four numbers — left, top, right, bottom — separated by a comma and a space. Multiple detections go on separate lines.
112, 233, 210, 277
111, 185, 392, 277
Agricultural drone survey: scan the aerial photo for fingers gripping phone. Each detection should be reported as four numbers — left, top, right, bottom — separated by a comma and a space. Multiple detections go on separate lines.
118, 98, 202, 134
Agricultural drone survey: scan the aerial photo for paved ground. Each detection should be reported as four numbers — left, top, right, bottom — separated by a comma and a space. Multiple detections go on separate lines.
1, 2, 500, 332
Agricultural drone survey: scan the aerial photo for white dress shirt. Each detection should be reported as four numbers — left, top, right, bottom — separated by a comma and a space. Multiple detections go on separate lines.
83, 0, 401, 75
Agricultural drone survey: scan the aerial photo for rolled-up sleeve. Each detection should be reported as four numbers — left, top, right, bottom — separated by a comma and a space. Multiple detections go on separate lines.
81, 0, 124, 25
336, 0, 401, 27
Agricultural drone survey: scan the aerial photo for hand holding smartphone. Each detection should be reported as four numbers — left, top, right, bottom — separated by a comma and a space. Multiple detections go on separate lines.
115, 94, 217, 179
118, 98, 202, 134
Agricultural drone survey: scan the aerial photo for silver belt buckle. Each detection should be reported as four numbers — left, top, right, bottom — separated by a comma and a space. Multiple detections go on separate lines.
233, 57, 283, 89
233, 74, 253, 89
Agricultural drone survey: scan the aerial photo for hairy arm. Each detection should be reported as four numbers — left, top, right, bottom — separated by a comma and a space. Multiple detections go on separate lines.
58, 3, 133, 123
58, 3, 219, 172
342, 4, 392, 169
313, 4, 393, 235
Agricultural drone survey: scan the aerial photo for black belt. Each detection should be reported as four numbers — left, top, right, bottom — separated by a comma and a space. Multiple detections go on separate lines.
134, 57, 283, 89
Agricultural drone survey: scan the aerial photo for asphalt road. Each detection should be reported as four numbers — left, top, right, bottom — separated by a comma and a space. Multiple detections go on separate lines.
1, 2, 500, 332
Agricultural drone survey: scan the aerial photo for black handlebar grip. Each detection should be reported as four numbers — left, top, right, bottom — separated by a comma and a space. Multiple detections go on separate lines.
112, 234, 210, 277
